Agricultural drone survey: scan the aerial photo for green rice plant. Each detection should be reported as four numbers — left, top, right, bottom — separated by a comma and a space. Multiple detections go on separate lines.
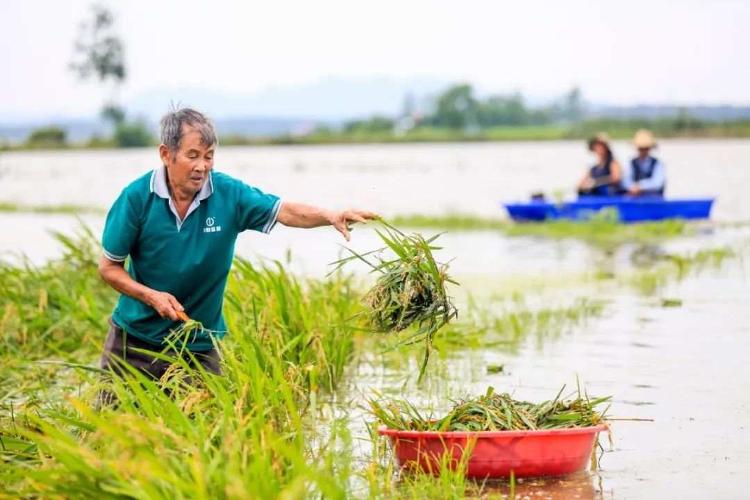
0, 227, 369, 497
360, 420, 479, 499
0, 226, 116, 401
660, 298, 683, 308
0, 201, 106, 215
2, 335, 351, 498
330, 221, 458, 382
392, 213, 505, 231
434, 297, 605, 354
369, 385, 609, 432
224, 258, 366, 392
390, 211, 694, 247
503, 215, 691, 247
627, 246, 736, 294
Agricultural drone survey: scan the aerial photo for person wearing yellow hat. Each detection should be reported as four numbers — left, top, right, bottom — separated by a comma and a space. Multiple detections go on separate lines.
623, 129, 666, 196
577, 132, 624, 196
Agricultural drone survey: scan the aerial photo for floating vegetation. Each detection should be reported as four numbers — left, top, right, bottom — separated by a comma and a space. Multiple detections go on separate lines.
660, 298, 683, 308
369, 385, 610, 432
503, 217, 691, 247
331, 221, 458, 381
392, 213, 505, 231
486, 364, 505, 374
627, 246, 735, 294
0, 201, 106, 215
391, 211, 694, 246
436, 297, 605, 353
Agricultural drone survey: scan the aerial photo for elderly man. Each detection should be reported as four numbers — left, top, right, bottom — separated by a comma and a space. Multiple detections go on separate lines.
98, 108, 376, 378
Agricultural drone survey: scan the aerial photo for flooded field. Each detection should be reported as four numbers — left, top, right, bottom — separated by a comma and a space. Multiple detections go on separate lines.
1, 141, 749, 498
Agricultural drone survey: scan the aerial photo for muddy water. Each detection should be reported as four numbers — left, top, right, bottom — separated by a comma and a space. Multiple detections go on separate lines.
0, 139, 749, 216
337, 240, 750, 499
1, 141, 750, 498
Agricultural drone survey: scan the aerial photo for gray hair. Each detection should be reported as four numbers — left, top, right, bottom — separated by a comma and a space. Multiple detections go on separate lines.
160, 107, 217, 151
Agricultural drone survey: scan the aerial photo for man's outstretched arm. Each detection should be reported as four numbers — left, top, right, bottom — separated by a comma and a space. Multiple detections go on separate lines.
276, 201, 378, 241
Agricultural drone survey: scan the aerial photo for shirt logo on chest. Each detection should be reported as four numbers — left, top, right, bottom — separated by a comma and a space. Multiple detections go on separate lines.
203, 216, 222, 233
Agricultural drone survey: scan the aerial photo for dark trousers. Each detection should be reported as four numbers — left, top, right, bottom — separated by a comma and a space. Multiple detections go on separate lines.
100, 319, 221, 380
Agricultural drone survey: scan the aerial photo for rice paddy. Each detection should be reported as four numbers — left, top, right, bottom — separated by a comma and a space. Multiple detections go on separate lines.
1, 217, 748, 498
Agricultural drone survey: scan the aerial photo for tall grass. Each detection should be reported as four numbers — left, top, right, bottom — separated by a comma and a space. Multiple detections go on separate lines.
224, 258, 365, 392
2, 336, 350, 498
0, 227, 368, 497
0, 226, 115, 401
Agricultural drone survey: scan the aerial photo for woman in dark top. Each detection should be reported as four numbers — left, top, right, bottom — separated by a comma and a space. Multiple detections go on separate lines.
577, 133, 624, 196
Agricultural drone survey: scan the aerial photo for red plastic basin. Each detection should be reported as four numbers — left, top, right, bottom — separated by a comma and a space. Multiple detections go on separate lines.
378, 425, 606, 479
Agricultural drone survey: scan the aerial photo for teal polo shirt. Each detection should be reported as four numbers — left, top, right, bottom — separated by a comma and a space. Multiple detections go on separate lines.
102, 166, 281, 351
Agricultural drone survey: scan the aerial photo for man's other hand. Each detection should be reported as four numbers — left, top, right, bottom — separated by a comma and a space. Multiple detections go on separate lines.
147, 290, 185, 321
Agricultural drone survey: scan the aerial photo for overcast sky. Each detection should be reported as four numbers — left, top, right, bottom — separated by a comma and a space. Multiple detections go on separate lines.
2, 0, 749, 120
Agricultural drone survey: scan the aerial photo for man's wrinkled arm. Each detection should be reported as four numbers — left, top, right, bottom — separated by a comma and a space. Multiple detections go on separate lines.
276, 201, 378, 240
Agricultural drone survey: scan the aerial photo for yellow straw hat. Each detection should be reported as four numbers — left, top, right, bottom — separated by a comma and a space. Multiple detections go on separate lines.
633, 129, 656, 149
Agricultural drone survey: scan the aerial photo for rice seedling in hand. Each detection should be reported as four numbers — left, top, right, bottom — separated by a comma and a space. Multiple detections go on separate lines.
330, 220, 458, 381
369, 385, 610, 432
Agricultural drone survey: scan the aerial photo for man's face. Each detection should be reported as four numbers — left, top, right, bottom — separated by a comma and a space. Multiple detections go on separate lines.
160, 125, 215, 196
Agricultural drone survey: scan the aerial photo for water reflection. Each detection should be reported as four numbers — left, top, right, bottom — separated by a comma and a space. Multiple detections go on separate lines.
479, 471, 604, 500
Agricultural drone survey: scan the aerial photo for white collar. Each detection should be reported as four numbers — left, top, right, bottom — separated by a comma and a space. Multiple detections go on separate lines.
149, 166, 214, 230
150, 165, 213, 201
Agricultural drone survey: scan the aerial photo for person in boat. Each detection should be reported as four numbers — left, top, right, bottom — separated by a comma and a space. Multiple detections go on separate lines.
577, 133, 624, 196
622, 129, 666, 197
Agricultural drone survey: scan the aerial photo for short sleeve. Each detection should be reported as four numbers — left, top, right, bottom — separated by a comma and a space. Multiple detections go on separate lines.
102, 190, 141, 262
236, 182, 281, 233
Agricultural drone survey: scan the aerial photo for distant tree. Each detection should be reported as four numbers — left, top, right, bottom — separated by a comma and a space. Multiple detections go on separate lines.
26, 126, 68, 148
70, 4, 126, 85
343, 115, 394, 134
672, 107, 704, 131
100, 103, 126, 126
562, 87, 584, 122
477, 93, 530, 127
70, 4, 127, 127
114, 121, 152, 148
430, 84, 479, 130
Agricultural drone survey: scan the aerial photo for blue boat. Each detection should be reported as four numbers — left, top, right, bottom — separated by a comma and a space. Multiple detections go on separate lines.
503, 196, 715, 223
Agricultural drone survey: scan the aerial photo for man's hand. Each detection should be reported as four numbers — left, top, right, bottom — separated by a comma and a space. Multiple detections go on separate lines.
146, 290, 185, 321
327, 209, 379, 241
629, 184, 642, 196
99, 256, 187, 322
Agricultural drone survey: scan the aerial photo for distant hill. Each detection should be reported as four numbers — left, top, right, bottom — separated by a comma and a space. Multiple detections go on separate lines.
0, 116, 319, 144
126, 77, 449, 121
0, 118, 109, 143
589, 104, 750, 121
2, 76, 750, 143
